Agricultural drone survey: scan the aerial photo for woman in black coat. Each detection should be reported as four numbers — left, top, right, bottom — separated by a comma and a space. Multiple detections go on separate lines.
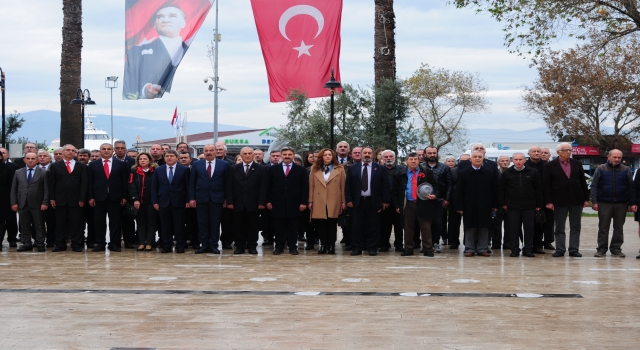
128, 152, 157, 251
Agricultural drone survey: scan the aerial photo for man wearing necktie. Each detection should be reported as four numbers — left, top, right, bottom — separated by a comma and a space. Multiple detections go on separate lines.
36, 149, 57, 247
188, 144, 229, 254
345, 147, 390, 256
48, 144, 88, 252
88, 143, 129, 252
10, 153, 49, 252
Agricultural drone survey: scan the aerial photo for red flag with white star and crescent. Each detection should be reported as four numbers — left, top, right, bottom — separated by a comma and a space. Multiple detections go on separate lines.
250, 0, 342, 102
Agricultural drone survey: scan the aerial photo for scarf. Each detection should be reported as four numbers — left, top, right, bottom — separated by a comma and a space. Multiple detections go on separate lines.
135, 166, 154, 203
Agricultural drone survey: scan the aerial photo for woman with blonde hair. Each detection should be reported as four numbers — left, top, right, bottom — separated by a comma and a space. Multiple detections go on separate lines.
308, 148, 346, 254
128, 152, 158, 251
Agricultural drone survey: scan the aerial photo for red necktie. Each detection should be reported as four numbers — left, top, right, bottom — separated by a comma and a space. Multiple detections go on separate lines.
207, 162, 212, 178
285, 164, 290, 177
65, 161, 72, 174
103, 159, 110, 179
412, 170, 417, 201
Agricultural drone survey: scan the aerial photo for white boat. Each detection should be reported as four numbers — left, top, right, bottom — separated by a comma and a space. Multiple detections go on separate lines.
48, 115, 115, 152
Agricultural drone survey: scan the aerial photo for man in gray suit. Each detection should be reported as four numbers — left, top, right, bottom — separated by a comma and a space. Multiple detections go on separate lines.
10, 152, 49, 252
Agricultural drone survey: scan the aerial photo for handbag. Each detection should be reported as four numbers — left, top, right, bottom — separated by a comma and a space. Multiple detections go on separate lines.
124, 203, 139, 217
535, 209, 546, 224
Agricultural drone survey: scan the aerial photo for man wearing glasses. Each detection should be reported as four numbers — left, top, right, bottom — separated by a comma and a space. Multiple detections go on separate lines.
543, 143, 590, 257
12, 143, 38, 169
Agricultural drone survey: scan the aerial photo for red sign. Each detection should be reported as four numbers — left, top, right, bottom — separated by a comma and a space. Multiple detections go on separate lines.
251, 0, 343, 102
632, 144, 640, 153
572, 146, 600, 156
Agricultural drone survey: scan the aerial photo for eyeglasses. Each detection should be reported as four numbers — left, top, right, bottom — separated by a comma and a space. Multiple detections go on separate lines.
25, 146, 36, 149
559, 149, 572, 153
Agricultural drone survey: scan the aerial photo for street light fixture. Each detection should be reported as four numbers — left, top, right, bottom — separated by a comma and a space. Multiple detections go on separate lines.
324, 67, 341, 151
105, 76, 118, 145
70, 88, 96, 149
0, 67, 5, 148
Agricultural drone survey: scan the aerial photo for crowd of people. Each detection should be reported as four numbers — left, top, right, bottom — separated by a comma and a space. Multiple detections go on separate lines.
0, 139, 638, 259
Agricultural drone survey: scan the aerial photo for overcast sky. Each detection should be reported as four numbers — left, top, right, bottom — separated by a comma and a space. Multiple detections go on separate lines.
3, 0, 557, 132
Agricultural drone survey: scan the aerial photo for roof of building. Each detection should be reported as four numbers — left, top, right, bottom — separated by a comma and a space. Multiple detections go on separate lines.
140, 129, 266, 145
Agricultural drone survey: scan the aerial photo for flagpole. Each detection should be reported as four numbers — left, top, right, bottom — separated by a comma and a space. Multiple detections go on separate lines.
176, 113, 180, 145
183, 112, 188, 144
213, 0, 219, 143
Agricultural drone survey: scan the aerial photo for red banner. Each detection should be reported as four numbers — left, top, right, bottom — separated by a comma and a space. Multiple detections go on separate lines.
250, 0, 342, 102
632, 144, 640, 153
572, 146, 600, 156
123, 0, 213, 100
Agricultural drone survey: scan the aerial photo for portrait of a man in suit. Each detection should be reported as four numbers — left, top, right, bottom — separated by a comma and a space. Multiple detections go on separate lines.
123, 5, 188, 100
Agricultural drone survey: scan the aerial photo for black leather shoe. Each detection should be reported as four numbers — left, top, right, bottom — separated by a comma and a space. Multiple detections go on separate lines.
72, 247, 82, 252
344, 245, 353, 251
368, 250, 378, 256
176, 248, 185, 253
222, 244, 233, 250
552, 251, 564, 257
318, 246, 327, 254
210, 248, 221, 254
273, 248, 284, 255
544, 243, 556, 250
523, 251, 535, 257
350, 249, 362, 256
401, 250, 414, 256
109, 245, 121, 252
289, 247, 299, 255
636, 254, 640, 259
17, 245, 33, 252
161, 247, 172, 253
533, 248, 545, 254
510, 251, 520, 257
423, 251, 434, 257
569, 251, 582, 257
93, 245, 105, 252
378, 247, 390, 252
234, 248, 245, 254
248, 248, 258, 254
195, 247, 210, 254
395, 247, 405, 252
327, 245, 335, 255
52, 246, 66, 252
124, 243, 135, 249
304, 244, 315, 251
37, 246, 47, 252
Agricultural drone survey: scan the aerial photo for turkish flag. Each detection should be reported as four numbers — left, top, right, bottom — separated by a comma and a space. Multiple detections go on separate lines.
250, 0, 342, 102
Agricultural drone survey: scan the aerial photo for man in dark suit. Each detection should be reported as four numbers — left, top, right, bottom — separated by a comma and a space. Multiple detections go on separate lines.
457, 143, 500, 179
49, 144, 88, 252
113, 140, 137, 249
123, 5, 188, 99
152, 150, 190, 253
10, 153, 49, 252
215, 141, 235, 249
380, 150, 406, 252
345, 147, 391, 256
36, 149, 56, 247
226, 147, 268, 254
188, 144, 228, 254
266, 147, 308, 255
88, 143, 129, 252
543, 142, 590, 257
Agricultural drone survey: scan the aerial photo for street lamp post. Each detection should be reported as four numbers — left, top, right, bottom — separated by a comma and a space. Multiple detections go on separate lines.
324, 67, 341, 151
0, 67, 5, 148
70, 88, 96, 149
105, 76, 118, 145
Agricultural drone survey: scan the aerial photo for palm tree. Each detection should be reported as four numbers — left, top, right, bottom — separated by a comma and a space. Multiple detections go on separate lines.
59, 0, 83, 148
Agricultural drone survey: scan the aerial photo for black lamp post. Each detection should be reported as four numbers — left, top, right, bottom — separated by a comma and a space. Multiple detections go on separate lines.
324, 67, 341, 151
0, 67, 5, 148
70, 88, 96, 148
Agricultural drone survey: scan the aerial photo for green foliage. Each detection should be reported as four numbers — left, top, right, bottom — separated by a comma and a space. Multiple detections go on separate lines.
4, 110, 24, 141
452, 0, 640, 56
279, 82, 424, 156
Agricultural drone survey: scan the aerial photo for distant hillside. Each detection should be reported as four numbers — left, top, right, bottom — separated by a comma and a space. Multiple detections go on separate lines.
13, 110, 252, 146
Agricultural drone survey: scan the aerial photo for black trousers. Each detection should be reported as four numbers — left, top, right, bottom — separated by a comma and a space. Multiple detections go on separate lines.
447, 209, 462, 247
196, 200, 222, 250
55, 205, 84, 249
352, 197, 381, 251
44, 206, 56, 246
431, 200, 445, 245
508, 209, 535, 254
543, 208, 555, 244
220, 207, 234, 246
274, 217, 298, 249
233, 210, 260, 249
120, 211, 136, 245
185, 207, 199, 247
159, 206, 186, 250
380, 205, 403, 249
93, 199, 122, 247
135, 203, 157, 246
303, 210, 317, 243
340, 208, 353, 245
0, 213, 19, 244
315, 217, 338, 246
492, 208, 507, 248
259, 209, 274, 242
83, 205, 95, 246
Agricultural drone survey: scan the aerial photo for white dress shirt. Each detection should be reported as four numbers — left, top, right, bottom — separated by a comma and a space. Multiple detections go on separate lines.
360, 162, 372, 197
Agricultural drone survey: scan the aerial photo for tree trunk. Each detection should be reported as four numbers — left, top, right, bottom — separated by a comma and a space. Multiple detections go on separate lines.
60, 0, 83, 149
374, 0, 396, 84
374, 0, 398, 153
